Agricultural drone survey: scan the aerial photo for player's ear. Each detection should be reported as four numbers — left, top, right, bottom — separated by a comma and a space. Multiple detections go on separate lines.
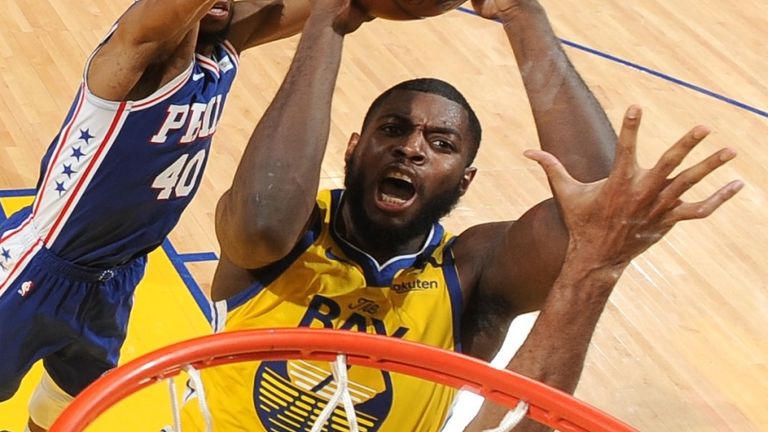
345, 133, 360, 163
459, 166, 476, 195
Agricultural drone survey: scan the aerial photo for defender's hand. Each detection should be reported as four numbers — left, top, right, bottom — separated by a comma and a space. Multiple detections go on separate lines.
312, 0, 372, 34
470, 0, 533, 22
525, 105, 744, 270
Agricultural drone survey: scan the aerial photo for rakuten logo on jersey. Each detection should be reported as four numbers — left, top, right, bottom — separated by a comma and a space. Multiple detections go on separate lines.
150, 95, 223, 144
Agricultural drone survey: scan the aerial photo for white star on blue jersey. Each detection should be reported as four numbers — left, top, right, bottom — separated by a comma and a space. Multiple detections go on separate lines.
62, 164, 76, 178
79, 128, 95, 144
1, 248, 10, 261
55, 180, 67, 195
71, 146, 85, 161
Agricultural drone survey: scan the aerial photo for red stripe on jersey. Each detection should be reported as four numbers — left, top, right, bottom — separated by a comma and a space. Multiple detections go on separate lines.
0, 238, 41, 295
0, 215, 33, 243
196, 54, 219, 73
32, 84, 87, 218
197, 63, 219, 78
221, 40, 240, 67
44, 102, 128, 245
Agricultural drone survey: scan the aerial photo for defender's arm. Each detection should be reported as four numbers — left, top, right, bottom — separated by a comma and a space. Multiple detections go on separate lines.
87, 0, 221, 100
228, 0, 313, 53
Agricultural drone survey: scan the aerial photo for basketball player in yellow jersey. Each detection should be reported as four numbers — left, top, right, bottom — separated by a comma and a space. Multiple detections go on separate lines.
187, 189, 463, 431
184, 0, 743, 430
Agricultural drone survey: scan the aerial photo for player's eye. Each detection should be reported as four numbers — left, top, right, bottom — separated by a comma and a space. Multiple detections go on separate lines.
432, 138, 455, 152
380, 124, 404, 136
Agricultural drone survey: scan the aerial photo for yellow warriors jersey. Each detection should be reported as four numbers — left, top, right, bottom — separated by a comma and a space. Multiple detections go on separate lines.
182, 189, 464, 431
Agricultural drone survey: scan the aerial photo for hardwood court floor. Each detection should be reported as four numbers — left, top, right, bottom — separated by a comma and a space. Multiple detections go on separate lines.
0, 1, 766, 430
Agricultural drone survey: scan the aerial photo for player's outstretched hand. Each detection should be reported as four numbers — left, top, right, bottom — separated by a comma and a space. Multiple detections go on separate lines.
470, 0, 535, 22
524, 105, 744, 270
312, 0, 372, 34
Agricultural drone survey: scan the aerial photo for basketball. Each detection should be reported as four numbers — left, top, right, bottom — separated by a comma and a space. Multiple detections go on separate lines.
360, 0, 467, 20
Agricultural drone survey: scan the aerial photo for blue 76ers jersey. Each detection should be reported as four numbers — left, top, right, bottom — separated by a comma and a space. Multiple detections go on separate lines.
30, 40, 239, 267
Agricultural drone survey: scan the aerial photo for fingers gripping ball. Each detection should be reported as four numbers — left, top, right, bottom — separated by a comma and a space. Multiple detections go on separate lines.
359, 0, 467, 20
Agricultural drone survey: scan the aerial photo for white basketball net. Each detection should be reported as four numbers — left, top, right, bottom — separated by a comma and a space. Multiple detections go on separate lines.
161, 354, 529, 431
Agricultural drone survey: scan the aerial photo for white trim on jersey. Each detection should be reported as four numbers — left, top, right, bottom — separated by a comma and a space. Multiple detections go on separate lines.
28, 94, 131, 248
221, 40, 240, 68
0, 214, 36, 297
41, 103, 132, 247
0, 233, 43, 298
31, 85, 88, 220
0, 211, 33, 244
212, 300, 228, 333
195, 54, 220, 78
131, 63, 195, 111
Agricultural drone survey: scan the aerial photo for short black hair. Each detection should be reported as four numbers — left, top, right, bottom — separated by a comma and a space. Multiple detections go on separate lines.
362, 78, 482, 165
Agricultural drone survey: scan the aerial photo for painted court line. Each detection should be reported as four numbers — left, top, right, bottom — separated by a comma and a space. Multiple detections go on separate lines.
162, 239, 214, 322
456, 6, 767, 119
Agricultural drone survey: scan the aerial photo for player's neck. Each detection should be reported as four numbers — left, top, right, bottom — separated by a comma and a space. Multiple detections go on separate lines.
195, 25, 227, 58
337, 202, 430, 265
195, 41, 217, 57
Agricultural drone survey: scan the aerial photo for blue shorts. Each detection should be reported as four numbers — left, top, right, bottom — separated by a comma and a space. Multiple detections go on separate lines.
0, 208, 147, 399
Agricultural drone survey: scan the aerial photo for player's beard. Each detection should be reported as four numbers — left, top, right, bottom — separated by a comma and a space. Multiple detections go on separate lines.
197, 20, 232, 48
343, 156, 463, 245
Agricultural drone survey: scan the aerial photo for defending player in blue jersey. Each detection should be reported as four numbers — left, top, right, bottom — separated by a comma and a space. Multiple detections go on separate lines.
0, 0, 314, 430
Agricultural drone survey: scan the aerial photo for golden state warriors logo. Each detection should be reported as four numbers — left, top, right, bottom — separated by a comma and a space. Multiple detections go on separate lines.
253, 360, 393, 431
251, 294, 410, 431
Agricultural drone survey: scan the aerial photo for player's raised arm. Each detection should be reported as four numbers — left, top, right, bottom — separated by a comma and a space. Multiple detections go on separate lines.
228, 0, 314, 53
87, 0, 220, 101
474, 0, 615, 179
465, 107, 743, 431
215, 0, 370, 271
113, 0, 222, 48
459, 0, 618, 346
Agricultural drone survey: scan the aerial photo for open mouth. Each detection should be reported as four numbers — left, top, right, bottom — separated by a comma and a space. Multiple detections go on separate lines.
376, 171, 417, 210
207, 0, 230, 17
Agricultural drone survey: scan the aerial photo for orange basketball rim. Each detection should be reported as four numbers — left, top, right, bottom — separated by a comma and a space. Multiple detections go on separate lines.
50, 328, 637, 431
